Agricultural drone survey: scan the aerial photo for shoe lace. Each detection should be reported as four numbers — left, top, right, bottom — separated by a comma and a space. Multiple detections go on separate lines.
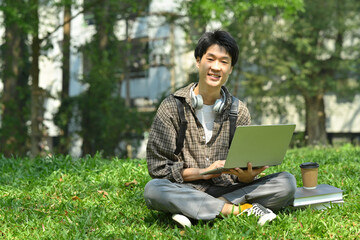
250, 204, 267, 216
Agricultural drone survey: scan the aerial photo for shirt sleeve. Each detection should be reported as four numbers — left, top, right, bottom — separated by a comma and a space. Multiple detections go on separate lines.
236, 100, 251, 126
146, 97, 185, 183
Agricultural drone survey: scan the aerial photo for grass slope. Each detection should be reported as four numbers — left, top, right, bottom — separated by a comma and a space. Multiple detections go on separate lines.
0, 145, 359, 239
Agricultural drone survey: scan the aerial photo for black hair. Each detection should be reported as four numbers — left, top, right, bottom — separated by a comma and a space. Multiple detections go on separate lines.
194, 30, 239, 66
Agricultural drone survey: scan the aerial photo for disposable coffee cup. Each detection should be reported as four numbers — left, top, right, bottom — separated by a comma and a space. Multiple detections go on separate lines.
300, 162, 319, 189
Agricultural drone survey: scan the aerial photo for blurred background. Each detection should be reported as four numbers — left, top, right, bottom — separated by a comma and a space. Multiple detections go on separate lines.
0, 0, 359, 158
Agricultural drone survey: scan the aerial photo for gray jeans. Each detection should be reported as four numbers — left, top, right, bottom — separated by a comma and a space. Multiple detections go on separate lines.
144, 172, 296, 220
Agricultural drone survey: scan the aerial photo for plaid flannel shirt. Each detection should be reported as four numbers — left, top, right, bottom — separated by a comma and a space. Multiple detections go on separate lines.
146, 83, 251, 192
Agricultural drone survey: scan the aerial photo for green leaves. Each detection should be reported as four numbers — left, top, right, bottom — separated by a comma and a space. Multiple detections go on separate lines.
183, 0, 304, 26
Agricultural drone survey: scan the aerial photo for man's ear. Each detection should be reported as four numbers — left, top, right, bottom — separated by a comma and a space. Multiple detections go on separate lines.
196, 57, 200, 69
229, 66, 233, 74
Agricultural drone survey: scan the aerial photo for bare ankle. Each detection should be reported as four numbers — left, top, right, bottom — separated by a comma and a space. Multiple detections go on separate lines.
221, 203, 240, 217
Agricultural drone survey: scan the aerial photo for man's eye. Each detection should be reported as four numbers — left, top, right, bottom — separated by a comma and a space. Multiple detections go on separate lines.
207, 58, 214, 61
222, 61, 228, 64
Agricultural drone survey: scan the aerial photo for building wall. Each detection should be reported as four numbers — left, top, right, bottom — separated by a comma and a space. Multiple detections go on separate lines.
120, 0, 192, 103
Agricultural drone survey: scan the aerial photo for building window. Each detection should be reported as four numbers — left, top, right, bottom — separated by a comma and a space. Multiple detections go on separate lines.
125, 36, 149, 79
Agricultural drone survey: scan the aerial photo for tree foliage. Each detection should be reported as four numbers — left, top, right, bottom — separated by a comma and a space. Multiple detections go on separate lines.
0, 0, 153, 157
55, 0, 151, 157
181, 0, 303, 41
243, 0, 360, 145
183, 0, 360, 146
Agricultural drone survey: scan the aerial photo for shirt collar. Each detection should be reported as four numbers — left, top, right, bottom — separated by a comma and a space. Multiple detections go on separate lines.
173, 82, 233, 111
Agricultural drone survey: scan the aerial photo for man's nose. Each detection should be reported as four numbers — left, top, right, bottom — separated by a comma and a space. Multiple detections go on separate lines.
211, 60, 221, 71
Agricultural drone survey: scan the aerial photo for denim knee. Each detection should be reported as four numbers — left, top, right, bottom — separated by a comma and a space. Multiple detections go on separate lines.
280, 172, 297, 197
144, 179, 170, 208
276, 171, 297, 208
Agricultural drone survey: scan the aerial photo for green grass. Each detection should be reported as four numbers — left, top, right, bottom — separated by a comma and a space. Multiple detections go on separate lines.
0, 145, 359, 239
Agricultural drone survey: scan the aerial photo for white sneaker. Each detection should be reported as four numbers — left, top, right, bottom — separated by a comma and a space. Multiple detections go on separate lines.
241, 203, 277, 226
172, 214, 192, 228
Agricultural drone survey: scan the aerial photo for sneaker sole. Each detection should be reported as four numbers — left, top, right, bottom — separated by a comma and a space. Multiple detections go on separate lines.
258, 212, 277, 226
172, 214, 192, 228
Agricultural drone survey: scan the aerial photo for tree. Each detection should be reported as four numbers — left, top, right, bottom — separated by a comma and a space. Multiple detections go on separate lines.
1, 0, 101, 156
30, 0, 87, 156
180, 0, 304, 96
181, 0, 303, 39
74, 0, 149, 156
183, 0, 360, 146
79, 0, 120, 155
29, 0, 43, 156
0, 0, 31, 156
53, 0, 151, 156
247, 0, 360, 145
55, 0, 72, 154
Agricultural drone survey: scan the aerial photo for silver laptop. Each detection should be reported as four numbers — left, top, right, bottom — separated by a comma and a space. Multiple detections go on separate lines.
200, 124, 296, 175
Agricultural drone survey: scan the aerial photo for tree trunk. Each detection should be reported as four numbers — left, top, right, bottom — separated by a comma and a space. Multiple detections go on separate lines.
62, 3, 71, 103
30, 0, 42, 157
1, 10, 21, 155
304, 94, 328, 146
124, 18, 131, 107
169, 21, 176, 93
1, 0, 31, 156
59, 2, 72, 153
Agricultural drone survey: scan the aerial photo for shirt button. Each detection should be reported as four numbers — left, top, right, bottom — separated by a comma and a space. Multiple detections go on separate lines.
206, 157, 209, 161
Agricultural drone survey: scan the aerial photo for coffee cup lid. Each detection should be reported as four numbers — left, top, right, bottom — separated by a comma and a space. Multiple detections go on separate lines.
300, 162, 319, 169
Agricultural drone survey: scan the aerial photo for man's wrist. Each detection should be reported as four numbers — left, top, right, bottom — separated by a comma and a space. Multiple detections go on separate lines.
182, 168, 205, 181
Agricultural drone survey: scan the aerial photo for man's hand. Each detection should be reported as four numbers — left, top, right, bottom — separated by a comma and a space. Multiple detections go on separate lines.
199, 160, 226, 180
182, 160, 225, 181
223, 162, 268, 183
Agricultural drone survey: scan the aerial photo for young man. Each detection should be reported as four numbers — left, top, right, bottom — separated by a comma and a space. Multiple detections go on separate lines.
144, 30, 296, 227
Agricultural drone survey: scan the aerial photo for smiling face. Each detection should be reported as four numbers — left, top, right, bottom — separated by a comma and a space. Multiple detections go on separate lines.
196, 44, 233, 91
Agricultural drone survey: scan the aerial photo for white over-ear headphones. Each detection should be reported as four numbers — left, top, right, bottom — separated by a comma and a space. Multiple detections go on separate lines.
190, 84, 226, 113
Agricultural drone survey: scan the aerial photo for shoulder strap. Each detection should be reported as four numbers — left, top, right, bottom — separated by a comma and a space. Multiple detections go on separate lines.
229, 96, 239, 147
173, 96, 188, 155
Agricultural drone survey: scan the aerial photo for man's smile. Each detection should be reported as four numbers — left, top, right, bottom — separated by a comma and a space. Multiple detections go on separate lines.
208, 73, 221, 80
